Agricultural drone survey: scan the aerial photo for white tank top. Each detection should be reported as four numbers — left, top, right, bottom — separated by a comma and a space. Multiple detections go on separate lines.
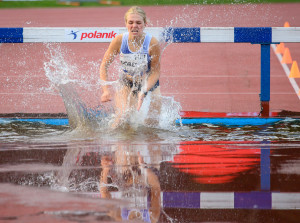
119, 32, 152, 77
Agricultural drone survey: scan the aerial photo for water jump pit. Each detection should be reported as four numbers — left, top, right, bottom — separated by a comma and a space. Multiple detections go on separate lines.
1, 114, 300, 222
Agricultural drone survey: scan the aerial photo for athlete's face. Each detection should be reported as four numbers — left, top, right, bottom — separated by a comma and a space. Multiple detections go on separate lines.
125, 13, 146, 38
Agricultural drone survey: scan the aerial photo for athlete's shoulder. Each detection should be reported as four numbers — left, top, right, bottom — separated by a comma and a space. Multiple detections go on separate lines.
149, 35, 160, 54
149, 35, 159, 46
109, 33, 123, 50
112, 33, 123, 44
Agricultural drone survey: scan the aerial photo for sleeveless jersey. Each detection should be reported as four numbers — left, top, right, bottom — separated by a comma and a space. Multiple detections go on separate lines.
120, 32, 152, 77
121, 208, 151, 222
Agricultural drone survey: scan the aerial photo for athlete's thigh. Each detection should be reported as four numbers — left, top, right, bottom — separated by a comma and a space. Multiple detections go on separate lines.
114, 85, 130, 112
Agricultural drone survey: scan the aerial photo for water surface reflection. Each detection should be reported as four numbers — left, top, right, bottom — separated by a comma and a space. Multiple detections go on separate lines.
1, 123, 300, 222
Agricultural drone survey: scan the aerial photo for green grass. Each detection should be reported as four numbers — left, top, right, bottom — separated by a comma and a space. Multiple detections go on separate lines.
1, 0, 300, 9
122, 0, 300, 5
0, 1, 99, 8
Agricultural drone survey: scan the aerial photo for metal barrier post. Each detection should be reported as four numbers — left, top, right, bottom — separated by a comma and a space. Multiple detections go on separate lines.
260, 44, 271, 117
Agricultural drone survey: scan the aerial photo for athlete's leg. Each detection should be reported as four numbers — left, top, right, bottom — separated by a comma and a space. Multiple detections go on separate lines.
145, 87, 162, 127
111, 84, 130, 129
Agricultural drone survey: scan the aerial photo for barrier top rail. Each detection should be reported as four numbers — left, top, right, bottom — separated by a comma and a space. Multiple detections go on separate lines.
0, 27, 300, 43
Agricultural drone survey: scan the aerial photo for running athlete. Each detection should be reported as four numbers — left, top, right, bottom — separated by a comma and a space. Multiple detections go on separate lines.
99, 6, 161, 128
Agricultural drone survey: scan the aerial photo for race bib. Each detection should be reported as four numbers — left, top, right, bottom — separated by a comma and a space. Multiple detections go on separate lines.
120, 53, 148, 75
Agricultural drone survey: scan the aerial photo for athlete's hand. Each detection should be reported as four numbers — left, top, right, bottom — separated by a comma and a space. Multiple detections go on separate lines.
101, 91, 112, 102
137, 91, 146, 111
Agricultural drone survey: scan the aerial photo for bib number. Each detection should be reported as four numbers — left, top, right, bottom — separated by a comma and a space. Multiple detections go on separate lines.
120, 53, 148, 74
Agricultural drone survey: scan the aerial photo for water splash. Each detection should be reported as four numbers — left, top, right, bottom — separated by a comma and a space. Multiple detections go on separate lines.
153, 2, 277, 28
43, 41, 182, 133
43, 43, 112, 132
43, 43, 78, 86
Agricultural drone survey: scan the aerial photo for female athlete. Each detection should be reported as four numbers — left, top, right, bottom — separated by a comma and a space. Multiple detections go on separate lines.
99, 6, 162, 128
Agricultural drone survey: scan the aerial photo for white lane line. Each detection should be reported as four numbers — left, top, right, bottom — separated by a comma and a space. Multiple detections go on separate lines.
161, 75, 262, 78
163, 93, 295, 95
0, 93, 58, 95
271, 44, 300, 101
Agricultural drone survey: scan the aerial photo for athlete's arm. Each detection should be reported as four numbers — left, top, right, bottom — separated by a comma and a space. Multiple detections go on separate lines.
100, 34, 122, 102
146, 37, 161, 93
137, 37, 161, 111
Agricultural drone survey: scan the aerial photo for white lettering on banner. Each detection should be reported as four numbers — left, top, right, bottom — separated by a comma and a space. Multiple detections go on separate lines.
65, 29, 120, 42
120, 53, 148, 75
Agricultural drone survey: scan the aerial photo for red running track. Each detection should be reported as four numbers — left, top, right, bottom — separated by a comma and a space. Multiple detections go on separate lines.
0, 4, 300, 115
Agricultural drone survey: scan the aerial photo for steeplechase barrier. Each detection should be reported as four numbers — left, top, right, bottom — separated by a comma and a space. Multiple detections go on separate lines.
1, 27, 300, 125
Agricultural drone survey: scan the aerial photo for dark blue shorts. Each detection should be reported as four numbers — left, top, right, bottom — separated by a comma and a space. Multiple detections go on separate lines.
121, 78, 159, 96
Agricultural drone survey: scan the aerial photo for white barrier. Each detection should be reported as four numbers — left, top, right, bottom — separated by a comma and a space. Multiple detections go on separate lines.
1, 27, 300, 43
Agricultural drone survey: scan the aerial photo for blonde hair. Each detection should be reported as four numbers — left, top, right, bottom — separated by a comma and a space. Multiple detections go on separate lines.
124, 6, 147, 24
